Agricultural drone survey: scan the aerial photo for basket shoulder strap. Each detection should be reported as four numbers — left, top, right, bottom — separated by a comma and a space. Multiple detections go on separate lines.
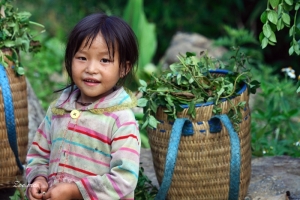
155, 118, 191, 200
213, 114, 241, 200
0, 65, 24, 172
155, 115, 241, 200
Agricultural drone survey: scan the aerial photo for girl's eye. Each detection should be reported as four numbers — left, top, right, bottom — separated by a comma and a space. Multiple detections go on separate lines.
100, 58, 111, 63
77, 57, 86, 60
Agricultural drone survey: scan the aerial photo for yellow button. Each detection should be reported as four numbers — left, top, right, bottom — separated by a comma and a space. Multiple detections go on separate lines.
70, 110, 80, 119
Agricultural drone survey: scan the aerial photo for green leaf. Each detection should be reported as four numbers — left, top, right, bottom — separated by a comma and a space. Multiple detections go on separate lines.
148, 115, 159, 128
287, 109, 299, 117
137, 98, 148, 107
123, 0, 157, 87
9, 189, 21, 200
3, 40, 15, 47
278, 4, 283, 13
16, 11, 31, 21
297, 86, 300, 93
16, 67, 25, 75
186, 52, 196, 57
262, 12, 270, 25
261, 37, 269, 48
289, 25, 295, 37
140, 132, 149, 148
259, 32, 264, 43
188, 77, 194, 84
267, 10, 278, 25
166, 95, 174, 106
176, 73, 182, 85
150, 101, 158, 113
134, 113, 144, 120
156, 86, 169, 92
268, 40, 276, 45
282, 12, 291, 26
187, 101, 196, 118
296, 2, 300, 10
141, 118, 149, 130
139, 79, 147, 87
270, 0, 280, 8
263, 23, 273, 38
269, 31, 277, 43
288, 45, 294, 55
217, 87, 225, 97
169, 63, 184, 72
277, 18, 284, 30
284, 0, 293, 6
294, 44, 300, 55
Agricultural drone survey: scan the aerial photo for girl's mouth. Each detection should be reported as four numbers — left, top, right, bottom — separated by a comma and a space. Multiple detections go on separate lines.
83, 79, 100, 85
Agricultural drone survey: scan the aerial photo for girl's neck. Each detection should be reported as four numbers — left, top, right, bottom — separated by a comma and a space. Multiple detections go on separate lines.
75, 94, 92, 108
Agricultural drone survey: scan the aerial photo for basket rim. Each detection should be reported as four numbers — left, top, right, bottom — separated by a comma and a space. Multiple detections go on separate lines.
180, 69, 247, 109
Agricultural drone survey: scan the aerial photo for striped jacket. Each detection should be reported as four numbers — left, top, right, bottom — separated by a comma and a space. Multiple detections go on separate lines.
26, 87, 141, 200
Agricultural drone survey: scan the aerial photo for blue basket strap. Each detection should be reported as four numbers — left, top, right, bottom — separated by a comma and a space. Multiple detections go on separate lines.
155, 118, 191, 200
155, 114, 240, 200
212, 114, 241, 200
0, 65, 24, 172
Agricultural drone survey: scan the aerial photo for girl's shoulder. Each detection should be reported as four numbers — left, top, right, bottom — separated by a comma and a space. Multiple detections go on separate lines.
90, 87, 137, 115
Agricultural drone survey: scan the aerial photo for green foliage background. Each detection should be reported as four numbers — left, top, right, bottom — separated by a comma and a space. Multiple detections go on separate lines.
7, 1, 300, 199
10, 0, 300, 157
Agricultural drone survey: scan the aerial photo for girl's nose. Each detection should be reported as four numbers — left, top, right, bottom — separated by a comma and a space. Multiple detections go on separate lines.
85, 61, 99, 74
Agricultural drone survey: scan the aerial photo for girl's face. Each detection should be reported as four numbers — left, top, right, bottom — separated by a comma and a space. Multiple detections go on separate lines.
72, 34, 125, 103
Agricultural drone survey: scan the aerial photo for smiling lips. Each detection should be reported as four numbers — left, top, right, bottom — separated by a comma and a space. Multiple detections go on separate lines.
83, 78, 100, 85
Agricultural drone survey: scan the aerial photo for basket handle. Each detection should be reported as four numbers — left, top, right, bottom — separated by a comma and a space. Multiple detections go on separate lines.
155, 114, 241, 200
0, 65, 24, 172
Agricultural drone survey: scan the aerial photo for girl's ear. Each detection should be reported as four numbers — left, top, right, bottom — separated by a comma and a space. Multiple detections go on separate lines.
120, 61, 131, 78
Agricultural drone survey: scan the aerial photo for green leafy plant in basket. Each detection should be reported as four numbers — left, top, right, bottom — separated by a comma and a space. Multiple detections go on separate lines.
0, 0, 45, 75
137, 47, 260, 130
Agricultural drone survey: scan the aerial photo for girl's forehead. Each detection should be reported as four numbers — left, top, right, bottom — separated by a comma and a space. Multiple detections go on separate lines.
79, 33, 117, 51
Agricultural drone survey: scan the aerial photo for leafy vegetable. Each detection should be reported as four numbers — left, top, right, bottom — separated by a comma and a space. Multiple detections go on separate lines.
0, 0, 45, 75
138, 47, 260, 130
134, 166, 158, 200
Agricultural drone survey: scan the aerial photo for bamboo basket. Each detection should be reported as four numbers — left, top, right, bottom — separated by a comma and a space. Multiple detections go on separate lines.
0, 49, 28, 188
148, 70, 251, 200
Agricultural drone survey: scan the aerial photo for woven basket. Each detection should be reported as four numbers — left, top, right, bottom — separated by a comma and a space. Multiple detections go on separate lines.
0, 49, 28, 188
148, 70, 251, 200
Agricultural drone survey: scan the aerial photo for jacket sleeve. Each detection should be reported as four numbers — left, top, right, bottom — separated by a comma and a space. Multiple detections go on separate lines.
75, 110, 141, 200
26, 106, 53, 184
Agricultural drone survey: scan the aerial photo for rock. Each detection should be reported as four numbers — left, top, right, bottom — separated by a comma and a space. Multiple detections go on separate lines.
160, 32, 227, 70
140, 148, 159, 187
26, 79, 45, 149
252, 194, 288, 200
247, 156, 300, 199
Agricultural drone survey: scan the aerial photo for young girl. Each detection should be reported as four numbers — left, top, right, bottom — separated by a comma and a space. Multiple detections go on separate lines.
26, 13, 140, 200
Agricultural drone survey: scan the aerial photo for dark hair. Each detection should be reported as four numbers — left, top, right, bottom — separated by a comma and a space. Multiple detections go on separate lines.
59, 13, 139, 93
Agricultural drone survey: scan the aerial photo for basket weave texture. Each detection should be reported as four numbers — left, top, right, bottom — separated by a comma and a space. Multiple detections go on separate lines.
148, 85, 251, 200
0, 65, 28, 188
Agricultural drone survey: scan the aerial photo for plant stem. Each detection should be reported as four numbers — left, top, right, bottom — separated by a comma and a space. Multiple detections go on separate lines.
29, 21, 45, 28
177, 55, 203, 89
292, 9, 298, 40
221, 72, 248, 99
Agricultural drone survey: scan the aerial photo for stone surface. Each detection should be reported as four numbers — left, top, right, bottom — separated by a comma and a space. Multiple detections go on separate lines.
247, 156, 300, 199
160, 32, 227, 70
140, 148, 300, 199
26, 79, 45, 149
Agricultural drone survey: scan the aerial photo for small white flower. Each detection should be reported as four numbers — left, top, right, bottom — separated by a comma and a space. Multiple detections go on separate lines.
281, 67, 296, 79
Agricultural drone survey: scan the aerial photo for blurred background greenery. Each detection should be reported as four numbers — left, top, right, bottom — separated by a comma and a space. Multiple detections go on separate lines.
12, 0, 300, 157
